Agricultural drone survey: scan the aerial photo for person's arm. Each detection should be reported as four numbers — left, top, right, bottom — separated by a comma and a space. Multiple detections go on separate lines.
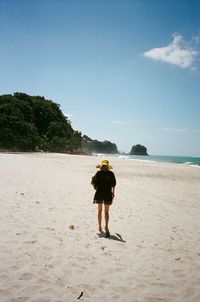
112, 186, 115, 199
111, 172, 116, 199
91, 172, 99, 189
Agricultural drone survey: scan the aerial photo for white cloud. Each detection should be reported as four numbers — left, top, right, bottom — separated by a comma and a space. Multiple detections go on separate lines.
162, 128, 200, 133
112, 120, 126, 125
144, 34, 199, 69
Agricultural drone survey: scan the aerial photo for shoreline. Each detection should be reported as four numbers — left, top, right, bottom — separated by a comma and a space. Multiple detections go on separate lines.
1, 151, 200, 168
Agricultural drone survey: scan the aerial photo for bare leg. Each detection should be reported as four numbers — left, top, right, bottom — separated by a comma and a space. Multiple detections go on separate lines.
104, 204, 110, 236
98, 203, 103, 232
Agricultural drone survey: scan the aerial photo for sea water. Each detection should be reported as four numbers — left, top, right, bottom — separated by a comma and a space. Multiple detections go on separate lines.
94, 153, 200, 167
127, 155, 200, 167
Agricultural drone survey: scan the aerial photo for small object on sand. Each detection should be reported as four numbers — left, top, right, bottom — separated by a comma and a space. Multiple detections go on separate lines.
21, 192, 24, 195
77, 291, 83, 299
175, 257, 181, 261
69, 225, 75, 230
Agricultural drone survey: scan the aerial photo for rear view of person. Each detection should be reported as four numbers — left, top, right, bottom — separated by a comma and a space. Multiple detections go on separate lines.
91, 160, 116, 237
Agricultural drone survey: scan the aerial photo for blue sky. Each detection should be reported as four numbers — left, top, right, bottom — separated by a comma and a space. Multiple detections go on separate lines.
1, 0, 200, 156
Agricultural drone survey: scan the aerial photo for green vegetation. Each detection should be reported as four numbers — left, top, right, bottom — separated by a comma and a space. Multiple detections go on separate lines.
130, 144, 148, 155
0, 93, 82, 152
82, 135, 118, 154
0, 93, 149, 155
0, 93, 119, 154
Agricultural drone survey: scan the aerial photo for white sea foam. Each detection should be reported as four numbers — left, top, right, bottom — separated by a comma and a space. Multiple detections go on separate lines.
92, 153, 200, 167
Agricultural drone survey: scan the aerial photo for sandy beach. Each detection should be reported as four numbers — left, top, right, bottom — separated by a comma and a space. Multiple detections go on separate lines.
0, 152, 200, 302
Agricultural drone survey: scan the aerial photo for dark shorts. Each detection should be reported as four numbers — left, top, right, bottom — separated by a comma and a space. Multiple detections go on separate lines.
93, 200, 112, 205
93, 190, 113, 205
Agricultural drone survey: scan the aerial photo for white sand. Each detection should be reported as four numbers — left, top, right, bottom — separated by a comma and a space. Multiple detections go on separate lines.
0, 152, 200, 302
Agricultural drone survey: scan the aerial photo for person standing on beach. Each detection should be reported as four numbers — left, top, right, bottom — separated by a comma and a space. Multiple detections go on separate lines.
91, 160, 116, 237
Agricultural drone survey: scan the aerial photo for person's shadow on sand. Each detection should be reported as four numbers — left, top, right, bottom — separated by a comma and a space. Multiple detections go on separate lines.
98, 232, 126, 242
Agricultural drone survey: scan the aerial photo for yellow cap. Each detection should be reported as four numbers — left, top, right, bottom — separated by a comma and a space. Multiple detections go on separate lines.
101, 160, 109, 166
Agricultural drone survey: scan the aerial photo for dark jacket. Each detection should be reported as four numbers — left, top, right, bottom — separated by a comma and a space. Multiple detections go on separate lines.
92, 170, 116, 202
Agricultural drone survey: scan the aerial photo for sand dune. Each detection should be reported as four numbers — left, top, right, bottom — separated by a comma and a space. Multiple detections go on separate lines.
0, 153, 200, 302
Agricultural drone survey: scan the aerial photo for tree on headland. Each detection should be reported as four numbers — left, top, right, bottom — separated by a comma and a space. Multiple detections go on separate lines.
0, 93, 82, 152
82, 135, 119, 154
0, 93, 119, 154
130, 144, 148, 155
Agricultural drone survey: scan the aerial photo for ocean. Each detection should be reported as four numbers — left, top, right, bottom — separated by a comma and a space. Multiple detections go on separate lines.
94, 154, 200, 167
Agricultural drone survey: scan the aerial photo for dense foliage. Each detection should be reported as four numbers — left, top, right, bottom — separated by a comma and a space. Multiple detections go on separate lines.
82, 135, 119, 154
0, 93, 82, 152
0, 93, 150, 155
130, 144, 148, 155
